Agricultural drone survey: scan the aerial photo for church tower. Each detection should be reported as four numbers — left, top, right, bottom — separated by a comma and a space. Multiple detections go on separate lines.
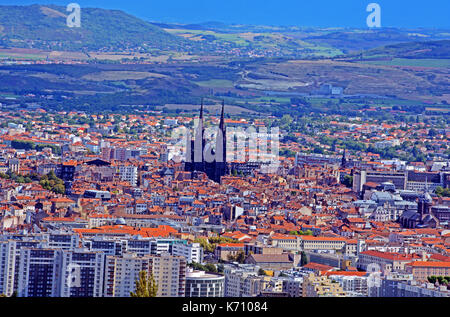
213, 100, 227, 183
185, 99, 228, 183
341, 149, 347, 168
418, 185, 433, 216
185, 98, 205, 173
193, 98, 205, 172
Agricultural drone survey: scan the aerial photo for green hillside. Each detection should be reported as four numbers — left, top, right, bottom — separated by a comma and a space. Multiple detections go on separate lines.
0, 4, 189, 51
364, 40, 450, 59
305, 29, 450, 53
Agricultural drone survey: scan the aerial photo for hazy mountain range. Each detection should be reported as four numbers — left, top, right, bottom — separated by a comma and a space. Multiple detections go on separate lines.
0, 4, 449, 56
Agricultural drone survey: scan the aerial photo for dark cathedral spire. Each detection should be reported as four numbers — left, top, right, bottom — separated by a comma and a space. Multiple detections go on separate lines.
200, 98, 204, 120
213, 100, 227, 182
193, 98, 205, 168
341, 149, 347, 168
216, 100, 226, 164
185, 99, 227, 183
219, 99, 225, 130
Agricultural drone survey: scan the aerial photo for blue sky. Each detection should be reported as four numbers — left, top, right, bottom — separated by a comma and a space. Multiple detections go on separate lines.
1, 0, 450, 28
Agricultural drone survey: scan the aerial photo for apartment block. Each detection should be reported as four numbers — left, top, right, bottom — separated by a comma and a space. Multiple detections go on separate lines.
151, 253, 186, 297
104, 253, 152, 297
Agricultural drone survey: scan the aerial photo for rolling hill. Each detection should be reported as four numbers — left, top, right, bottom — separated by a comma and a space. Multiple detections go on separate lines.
362, 40, 450, 59
0, 5, 449, 59
0, 4, 190, 52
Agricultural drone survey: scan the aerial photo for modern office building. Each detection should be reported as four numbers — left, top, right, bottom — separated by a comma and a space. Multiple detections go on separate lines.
17, 248, 62, 297
172, 243, 203, 264
380, 273, 449, 297
185, 270, 225, 297
0, 241, 16, 297
224, 264, 267, 297
47, 232, 79, 250
59, 249, 105, 297
353, 170, 407, 193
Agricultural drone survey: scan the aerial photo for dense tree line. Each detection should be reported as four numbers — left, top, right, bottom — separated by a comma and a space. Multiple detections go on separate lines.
11, 140, 61, 155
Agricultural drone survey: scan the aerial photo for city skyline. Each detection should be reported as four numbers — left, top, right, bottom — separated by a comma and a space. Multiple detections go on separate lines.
0, 0, 449, 303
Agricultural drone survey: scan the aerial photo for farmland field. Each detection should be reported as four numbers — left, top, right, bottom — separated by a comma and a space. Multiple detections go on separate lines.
157, 103, 258, 115
82, 71, 168, 81
360, 58, 450, 68
194, 79, 235, 88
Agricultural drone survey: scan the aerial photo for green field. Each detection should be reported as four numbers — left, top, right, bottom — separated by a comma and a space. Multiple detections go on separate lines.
257, 96, 293, 103
166, 28, 343, 57
360, 58, 450, 68
0, 93, 19, 98
0, 53, 44, 60
166, 29, 249, 45
194, 79, 235, 88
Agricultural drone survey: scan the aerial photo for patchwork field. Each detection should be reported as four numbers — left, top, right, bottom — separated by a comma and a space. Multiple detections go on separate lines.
82, 71, 168, 81
236, 59, 450, 103
359, 58, 450, 68
157, 103, 258, 115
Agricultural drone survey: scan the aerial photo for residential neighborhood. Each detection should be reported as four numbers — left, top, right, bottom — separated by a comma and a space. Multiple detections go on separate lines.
0, 107, 448, 298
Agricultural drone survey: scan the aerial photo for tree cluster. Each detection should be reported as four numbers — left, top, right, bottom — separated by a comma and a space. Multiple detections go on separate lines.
39, 171, 65, 195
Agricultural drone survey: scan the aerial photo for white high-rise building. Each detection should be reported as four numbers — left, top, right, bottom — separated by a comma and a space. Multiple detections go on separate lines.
152, 253, 186, 297
224, 264, 265, 297
0, 241, 16, 296
328, 274, 369, 297
104, 253, 152, 297
118, 165, 138, 187
17, 248, 62, 297
172, 243, 204, 264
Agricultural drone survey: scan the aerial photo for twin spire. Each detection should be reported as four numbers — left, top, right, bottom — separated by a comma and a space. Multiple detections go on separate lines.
199, 98, 225, 124
200, 98, 204, 120
219, 100, 225, 131
186, 98, 227, 182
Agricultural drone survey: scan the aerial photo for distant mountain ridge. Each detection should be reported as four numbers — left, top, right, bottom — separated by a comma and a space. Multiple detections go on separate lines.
0, 4, 449, 58
0, 4, 189, 52
152, 20, 450, 55
364, 40, 450, 59
304, 28, 450, 52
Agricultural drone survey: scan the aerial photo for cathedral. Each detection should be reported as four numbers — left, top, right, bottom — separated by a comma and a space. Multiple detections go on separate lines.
184, 100, 228, 183
399, 189, 440, 228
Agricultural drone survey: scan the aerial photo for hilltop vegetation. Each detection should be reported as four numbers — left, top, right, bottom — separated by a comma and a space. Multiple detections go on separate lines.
0, 52, 449, 113
305, 28, 449, 53
161, 22, 450, 57
361, 40, 450, 59
0, 4, 189, 52
1, 5, 449, 59
0, 5, 448, 114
